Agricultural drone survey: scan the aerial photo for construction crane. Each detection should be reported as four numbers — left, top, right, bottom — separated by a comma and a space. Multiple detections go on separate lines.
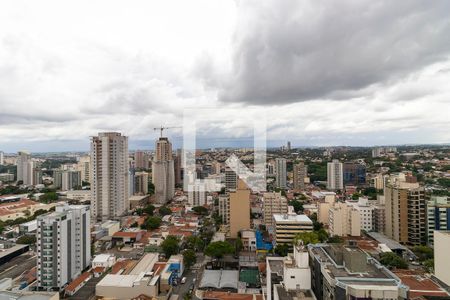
153, 126, 181, 138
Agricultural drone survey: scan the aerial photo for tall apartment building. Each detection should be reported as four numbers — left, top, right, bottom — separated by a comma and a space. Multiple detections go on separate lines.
225, 167, 238, 190
263, 192, 288, 228
328, 202, 361, 237
135, 150, 150, 170
372, 146, 397, 158
373, 204, 386, 233
0, 151, 4, 165
327, 159, 343, 190
275, 158, 287, 189
343, 162, 366, 186
218, 194, 230, 225
77, 155, 91, 184
134, 171, 149, 195
274, 209, 313, 246
384, 180, 426, 245
152, 137, 174, 204
293, 162, 307, 190
61, 170, 82, 191
266, 162, 275, 176
426, 196, 450, 246
174, 149, 183, 186
91, 132, 129, 221
16, 150, 34, 185
36, 204, 91, 291
187, 184, 206, 206
347, 197, 373, 232
229, 180, 251, 238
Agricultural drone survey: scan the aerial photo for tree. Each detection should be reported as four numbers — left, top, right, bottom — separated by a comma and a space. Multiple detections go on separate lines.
141, 216, 161, 230
158, 206, 172, 216
289, 200, 303, 214
412, 245, 433, 261
294, 232, 320, 245
148, 182, 155, 195
317, 228, 329, 243
183, 249, 197, 269
327, 235, 344, 243
130, 221, 139, 228
204, 241, 234, 259
274, 244, 289, 257
423, 259, 434, 273
144, 204, 155, 216
40, 192, 58, 203
351, 193, 361, 200
235, 238, 243, 254
161, 235, 180, 258
192, 206, 208, 216
185, 236, 204, 251
379, 252, 408, 269
17, 235, 36, 245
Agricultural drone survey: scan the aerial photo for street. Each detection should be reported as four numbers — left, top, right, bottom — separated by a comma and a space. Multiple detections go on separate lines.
172, 252, 204, 300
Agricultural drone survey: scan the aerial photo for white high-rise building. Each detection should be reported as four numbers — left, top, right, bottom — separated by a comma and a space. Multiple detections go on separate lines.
16, 150, 34, 185
187, 184, 206, 206
347, 197, 374, 232
327, 159, 343, 190
152, 137, 174, 204
61, 170, 82, 191
77, 155, 91, 184
275, 158, 287, 189
36, 204, 91, 290
0, 151, 4, 165
91, 132, 129, 221
328, 202, 361, 237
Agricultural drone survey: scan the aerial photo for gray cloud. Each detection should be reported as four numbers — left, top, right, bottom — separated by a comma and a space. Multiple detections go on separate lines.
211, 0, 450, 104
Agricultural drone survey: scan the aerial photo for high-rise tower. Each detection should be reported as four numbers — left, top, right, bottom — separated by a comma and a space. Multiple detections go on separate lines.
91, 132, 129, 221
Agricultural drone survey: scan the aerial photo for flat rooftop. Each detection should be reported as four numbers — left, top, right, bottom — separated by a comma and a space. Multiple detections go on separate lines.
273, 214, 312, 223
275, 285, 315, 300
309, 244, 399, 285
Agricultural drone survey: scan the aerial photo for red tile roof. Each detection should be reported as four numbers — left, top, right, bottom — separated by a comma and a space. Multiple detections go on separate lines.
113, 231, 142, 238
65, 271, 92, 292
394, 270, 450, 298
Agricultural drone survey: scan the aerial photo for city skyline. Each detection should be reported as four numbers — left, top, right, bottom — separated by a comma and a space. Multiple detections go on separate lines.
1, 1, 450, 152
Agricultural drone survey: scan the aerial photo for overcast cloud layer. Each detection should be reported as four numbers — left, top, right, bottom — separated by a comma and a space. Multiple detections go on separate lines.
0, 0, 449, 152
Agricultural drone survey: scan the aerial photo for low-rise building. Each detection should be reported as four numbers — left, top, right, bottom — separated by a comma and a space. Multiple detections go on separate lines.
273, 210, 313, 247
96, 253, 163, 300
66, 190, 92, 203
92, 254, 116, 269
240, 230, 257, 252
0, 199, 55, 222
101, 220, 120, 236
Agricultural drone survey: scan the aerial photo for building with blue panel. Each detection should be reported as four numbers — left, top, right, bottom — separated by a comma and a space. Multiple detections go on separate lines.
343, 162, 366, 186
426, 196, 450, 246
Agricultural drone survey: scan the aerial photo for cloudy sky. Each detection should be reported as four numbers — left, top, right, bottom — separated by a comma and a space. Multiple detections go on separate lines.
1, 0, 449, 152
